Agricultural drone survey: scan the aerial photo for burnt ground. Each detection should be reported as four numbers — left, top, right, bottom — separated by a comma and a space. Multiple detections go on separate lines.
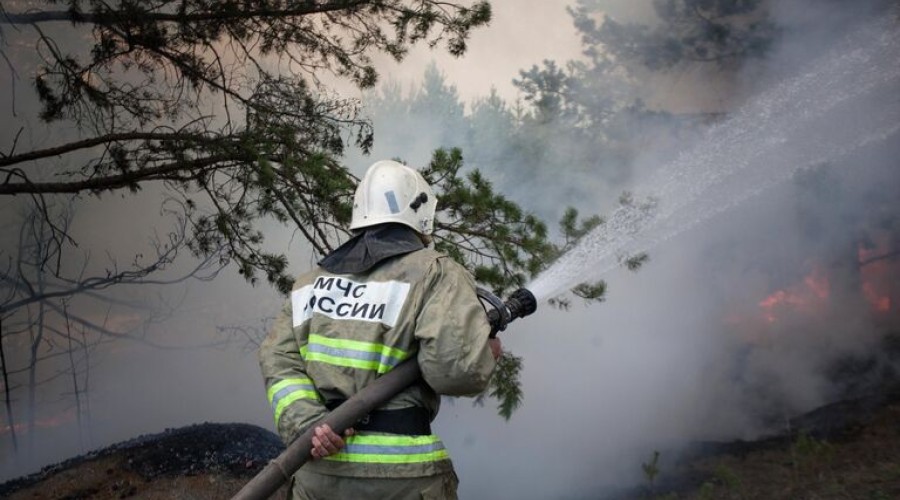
630, 387, 900, 500
0, 423, 289, 500
4, 393, 900, 500
624, 332, 900, 500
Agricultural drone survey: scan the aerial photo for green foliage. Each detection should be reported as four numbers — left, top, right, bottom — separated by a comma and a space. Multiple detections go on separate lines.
0, 0, 493, 295
625, 253, 651, 271
543, 207, 607, 309
712, 464, 741, 490
357, 47, 683, 418
510, 57, 639, 190
571, 0, 777, 71
547, 193, 661, 309
572, 281, 607, 302
1, 1, 679, 425
559, 207, 604, 249
790, 430, 835, 470
423, 148, 557, 296
697, 481, 717, 500
484, 1, 782, 221
488, 352, 524, 421
411, 149, 635, 419
642, 450, 661, 486
513, 60, 574, 124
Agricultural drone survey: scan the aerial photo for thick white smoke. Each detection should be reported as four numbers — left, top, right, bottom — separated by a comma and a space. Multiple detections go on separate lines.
407, 2, 900, 498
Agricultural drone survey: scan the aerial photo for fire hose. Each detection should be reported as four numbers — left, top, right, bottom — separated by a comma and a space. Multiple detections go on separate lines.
231, 288, 537, 500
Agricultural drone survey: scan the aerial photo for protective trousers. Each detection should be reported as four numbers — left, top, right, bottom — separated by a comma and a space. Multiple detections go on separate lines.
292, 468, 459, 500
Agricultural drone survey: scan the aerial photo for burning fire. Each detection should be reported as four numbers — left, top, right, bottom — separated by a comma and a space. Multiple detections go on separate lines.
752, 238, 894, 326
759, 237, 895, 323
758, 263, 830, 324
717, 231, 900, 355
858, 238, 893, 314
0, 408, 77, 436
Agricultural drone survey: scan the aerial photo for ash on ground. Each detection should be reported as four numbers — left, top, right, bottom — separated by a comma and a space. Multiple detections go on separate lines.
0, 422, 285, 497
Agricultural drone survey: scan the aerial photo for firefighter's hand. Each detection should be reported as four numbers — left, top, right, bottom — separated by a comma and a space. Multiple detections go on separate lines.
310, 424, 354, 460
489, 338, 502, 360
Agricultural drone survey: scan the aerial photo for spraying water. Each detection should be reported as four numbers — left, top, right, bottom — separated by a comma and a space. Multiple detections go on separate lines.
528, 13, 900, 301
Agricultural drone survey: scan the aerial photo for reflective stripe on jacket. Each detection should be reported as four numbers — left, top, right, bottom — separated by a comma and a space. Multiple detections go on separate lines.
258, 246, 496, 478
324, 434, 449, 464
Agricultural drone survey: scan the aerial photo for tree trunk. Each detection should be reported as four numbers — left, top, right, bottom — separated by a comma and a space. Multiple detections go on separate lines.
0, 316, 18, 452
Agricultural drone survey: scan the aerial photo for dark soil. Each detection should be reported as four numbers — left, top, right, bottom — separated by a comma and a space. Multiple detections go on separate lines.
0, 422, 288, 500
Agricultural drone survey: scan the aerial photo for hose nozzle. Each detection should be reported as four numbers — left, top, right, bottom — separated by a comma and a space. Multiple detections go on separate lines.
477, 287, 538, 337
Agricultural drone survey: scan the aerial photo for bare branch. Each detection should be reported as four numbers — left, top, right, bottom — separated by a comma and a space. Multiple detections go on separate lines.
0, 131, 218, 168
859, 249, 900, 267
0, 2, 373, 26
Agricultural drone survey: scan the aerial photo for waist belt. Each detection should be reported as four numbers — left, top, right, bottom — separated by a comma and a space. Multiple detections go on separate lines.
325, 400, 432, 436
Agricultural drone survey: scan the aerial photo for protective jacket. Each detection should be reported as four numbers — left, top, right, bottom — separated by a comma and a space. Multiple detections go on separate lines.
258, 224, 496, 479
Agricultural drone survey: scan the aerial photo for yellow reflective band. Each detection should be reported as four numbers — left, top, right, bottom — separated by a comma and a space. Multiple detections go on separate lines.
267, 377, 320, 427
267, 377, 314, 405
309, 334, 407, 361
324, 434, 450, 464
324, 450, 450, 464
303, 351, 387, 372
274, 390, 319, 427
303, 334, 410, 374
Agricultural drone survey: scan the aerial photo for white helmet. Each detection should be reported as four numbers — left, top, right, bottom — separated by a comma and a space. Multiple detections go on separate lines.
350, 160, 438, 235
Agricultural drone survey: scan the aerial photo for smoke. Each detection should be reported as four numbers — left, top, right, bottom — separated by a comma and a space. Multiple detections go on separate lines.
0, 192, 284, 480
531, 7, 900, 299
0, 18, 317, 482
357, 1, 900, 498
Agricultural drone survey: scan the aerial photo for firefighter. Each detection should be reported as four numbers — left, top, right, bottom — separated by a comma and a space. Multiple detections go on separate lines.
258, 160, 501, 499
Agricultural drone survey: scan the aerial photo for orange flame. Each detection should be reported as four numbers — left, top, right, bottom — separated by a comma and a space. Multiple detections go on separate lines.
758, 264, 830, 323
859, 238, 893, 314
0, 408, 76, 436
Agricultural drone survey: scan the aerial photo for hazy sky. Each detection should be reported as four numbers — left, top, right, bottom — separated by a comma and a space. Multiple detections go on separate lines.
360, 0, 656, 102
354, 0, 734, 117
371, 0, 585, 101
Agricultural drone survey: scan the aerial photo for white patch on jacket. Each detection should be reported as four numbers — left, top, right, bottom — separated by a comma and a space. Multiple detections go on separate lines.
292, 276, 410, 327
